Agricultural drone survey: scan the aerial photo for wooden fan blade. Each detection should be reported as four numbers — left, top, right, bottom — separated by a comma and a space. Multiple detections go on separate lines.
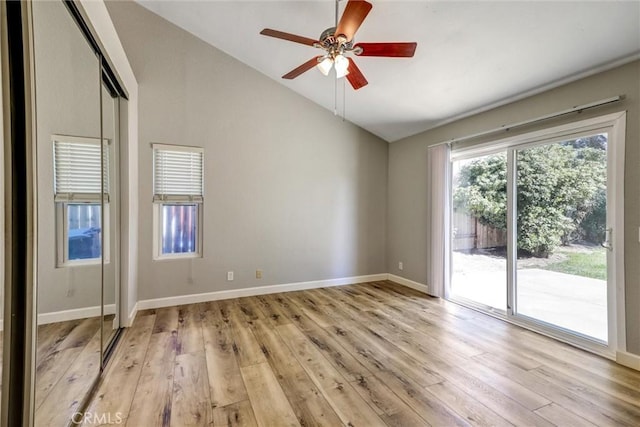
282, 56, 322, 80
354, 42, 417, 57
260, 28, 318, 47
334, 0, 372, 42
346, 58, 368, 90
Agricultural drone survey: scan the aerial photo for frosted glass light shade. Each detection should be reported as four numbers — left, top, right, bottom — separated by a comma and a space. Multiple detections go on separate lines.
316, 57, 333, 76
334, 54, 349, 79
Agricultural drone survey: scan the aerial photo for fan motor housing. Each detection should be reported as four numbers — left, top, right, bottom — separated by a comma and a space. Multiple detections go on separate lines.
319, 26, 354, 50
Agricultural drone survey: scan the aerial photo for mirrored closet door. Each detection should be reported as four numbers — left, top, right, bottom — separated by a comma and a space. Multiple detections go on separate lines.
101, 80, 120, 357
31, 1, 122, 425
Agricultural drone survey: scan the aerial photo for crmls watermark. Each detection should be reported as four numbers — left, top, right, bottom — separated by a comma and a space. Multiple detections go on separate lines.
72, 412, 124, 425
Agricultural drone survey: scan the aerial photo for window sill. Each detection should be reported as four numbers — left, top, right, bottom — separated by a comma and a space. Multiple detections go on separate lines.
56, 259, 110, 268
153, 253, 202, 262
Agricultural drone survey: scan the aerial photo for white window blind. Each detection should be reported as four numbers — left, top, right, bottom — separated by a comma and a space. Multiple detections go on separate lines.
53, 136, 109, 202
153, 144, 204, 202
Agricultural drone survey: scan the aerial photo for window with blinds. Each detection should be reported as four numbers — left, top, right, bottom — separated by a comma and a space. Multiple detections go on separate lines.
52, 135, 110, 265
153, 144, 204, 202
53, 135, 109, 202
152, 143, 204, 259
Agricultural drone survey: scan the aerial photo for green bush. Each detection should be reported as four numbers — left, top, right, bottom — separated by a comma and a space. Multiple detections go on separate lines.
453, 135, 606, 257
579, 189, 606, 243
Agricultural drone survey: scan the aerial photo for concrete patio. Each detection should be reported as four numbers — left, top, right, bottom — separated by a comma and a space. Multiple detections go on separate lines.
451, 252, 607, 342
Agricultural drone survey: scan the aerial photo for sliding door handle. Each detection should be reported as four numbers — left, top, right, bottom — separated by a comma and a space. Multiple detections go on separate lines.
602, 227, 613, 251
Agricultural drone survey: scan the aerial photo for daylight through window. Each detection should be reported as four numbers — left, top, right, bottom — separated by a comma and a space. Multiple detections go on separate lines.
152, 144, 204, 259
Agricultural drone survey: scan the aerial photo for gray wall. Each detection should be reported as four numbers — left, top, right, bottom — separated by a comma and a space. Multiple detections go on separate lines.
33, 1, 117, 314
105, 1, 388, 301
388, 60, 640, 354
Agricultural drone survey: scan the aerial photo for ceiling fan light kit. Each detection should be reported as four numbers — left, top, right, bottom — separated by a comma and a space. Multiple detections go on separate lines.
333, 54, 350, 78
317, 56, 334, 76
259, 0, 417, 90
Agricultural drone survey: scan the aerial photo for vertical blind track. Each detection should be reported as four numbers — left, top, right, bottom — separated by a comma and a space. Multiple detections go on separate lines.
432, 95, 623, 148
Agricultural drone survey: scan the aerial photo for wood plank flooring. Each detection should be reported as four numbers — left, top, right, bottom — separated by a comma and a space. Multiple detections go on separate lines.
0, 314, 119, 425
33, 316, 108, 426
83, 281, 640, 426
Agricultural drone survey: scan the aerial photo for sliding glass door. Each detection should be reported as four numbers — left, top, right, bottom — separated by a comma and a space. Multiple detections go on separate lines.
514, 134, 609, 342
448, 114, 625, 354
451, 152, 508, 313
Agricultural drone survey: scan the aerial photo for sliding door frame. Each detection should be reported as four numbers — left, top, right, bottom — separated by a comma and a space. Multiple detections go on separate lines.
449, 111, 627, 359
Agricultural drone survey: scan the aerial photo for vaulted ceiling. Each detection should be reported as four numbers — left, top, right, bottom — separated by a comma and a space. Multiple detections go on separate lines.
137, 1, 640, 142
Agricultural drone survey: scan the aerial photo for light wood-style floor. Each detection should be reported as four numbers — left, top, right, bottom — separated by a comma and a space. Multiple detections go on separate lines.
83, 281, 640, 426
0, 315, 116, 426
35, 316, 106, 426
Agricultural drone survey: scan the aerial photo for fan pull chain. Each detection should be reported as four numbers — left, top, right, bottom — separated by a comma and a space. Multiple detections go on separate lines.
342, 77, 346, 122
334, 73, 338, 116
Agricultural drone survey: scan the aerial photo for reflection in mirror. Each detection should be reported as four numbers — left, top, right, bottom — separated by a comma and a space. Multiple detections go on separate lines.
102, 83, 119, 355
33, 1, 102, 425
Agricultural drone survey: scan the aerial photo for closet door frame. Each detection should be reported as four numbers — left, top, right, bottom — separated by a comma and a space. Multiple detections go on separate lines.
1, 1, 38, 425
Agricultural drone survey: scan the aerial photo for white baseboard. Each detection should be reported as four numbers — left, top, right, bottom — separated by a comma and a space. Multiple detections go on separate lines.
136, 273, 389, 311
1, 304, 117, 331
3, 271, 638, 374
37, 303, 116, 325
126, 301, 138, 327
617, 351, 640, 371
388, 273, 430, 294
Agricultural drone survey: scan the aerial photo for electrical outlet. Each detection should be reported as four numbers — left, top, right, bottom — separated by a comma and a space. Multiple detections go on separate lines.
398, 261, 404, 271
227, 271, 234, 281
256, 270, 262, 279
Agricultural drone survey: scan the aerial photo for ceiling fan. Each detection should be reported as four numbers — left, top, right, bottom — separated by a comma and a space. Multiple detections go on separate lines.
260, 0, 417, 90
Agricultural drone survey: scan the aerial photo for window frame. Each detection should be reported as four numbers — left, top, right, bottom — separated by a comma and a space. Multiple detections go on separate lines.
56, 201, 110, 267
151, 143, 204, 260
52, 134, 111, 267
152, 202, 203, 260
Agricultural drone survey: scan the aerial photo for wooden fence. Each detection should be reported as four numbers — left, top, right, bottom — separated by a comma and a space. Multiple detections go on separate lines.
452, 211, 506, 250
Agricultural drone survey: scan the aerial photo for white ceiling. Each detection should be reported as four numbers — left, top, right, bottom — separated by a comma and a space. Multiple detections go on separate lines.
137, 1, 640, 142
